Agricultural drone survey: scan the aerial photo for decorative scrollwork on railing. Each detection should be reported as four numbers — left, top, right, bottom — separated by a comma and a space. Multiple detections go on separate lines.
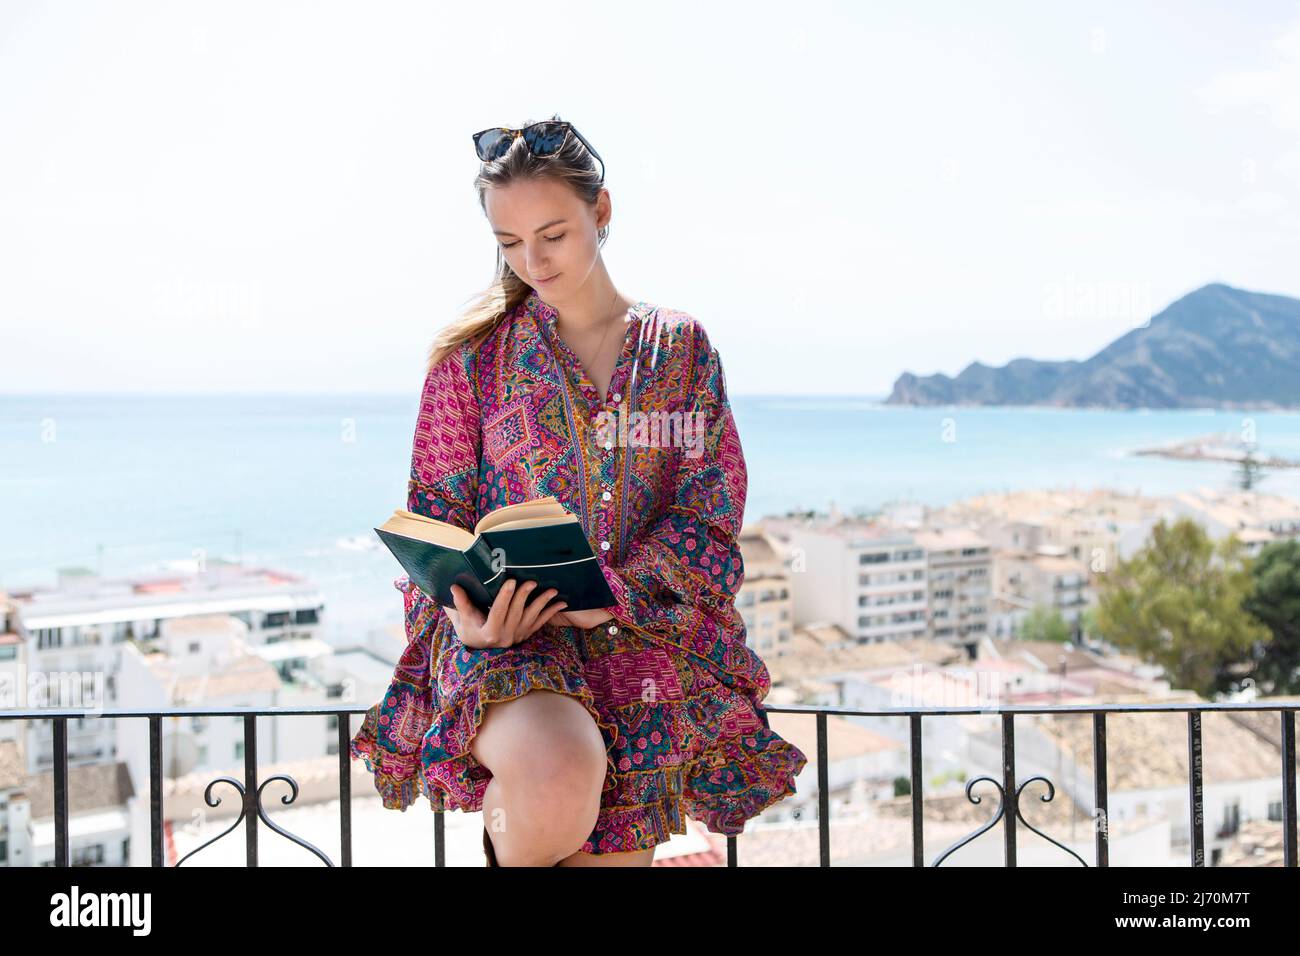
255, 774, 334, 866
1012, 775, 1089, 866
173, 774, 335, 867
930, 774, 1089, 866
174, 777, 245, 867
931, 776, 1005, 867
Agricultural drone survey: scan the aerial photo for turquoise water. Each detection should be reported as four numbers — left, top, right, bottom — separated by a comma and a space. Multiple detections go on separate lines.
4, 393, 1298, 644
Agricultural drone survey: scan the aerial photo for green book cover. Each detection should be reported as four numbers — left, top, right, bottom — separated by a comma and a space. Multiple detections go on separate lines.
373, 497, 617, 615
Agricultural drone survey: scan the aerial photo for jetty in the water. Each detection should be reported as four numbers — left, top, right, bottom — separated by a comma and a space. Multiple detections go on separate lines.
1133, 432, 1300, 469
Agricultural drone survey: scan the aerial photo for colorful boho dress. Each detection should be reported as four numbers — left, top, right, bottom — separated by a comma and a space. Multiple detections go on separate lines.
350, 289, 808, 854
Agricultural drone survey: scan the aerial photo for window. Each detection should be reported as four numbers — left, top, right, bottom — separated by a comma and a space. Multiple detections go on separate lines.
296, 608, 320, 625
859, 552, 888, 564
71, 844, 105, 865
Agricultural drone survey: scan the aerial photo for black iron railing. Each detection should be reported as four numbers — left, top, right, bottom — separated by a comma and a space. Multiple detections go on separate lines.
2, 702, 1296, 867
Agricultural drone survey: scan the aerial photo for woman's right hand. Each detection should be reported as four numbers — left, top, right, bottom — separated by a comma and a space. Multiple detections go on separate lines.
446, 578, 567, 648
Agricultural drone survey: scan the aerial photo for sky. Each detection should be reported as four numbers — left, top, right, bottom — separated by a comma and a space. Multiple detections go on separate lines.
2, 0, 1299, 396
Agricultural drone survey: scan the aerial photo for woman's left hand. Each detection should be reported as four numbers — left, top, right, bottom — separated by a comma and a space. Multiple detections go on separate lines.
549, 607, 614, 630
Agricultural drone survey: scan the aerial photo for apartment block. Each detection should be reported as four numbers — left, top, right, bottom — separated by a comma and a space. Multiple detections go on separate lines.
736, 526, 793, 657
911, 528, 992, 650
993, 548, 1091, 640
786, 521, 927, 644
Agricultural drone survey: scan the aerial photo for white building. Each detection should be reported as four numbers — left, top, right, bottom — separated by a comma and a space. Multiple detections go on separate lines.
737, 526, 794, 657
0, 563, 401, 868
910, 528, 993, 651
1164, 487, 1300, 556
787, 521, 927, 644
992, 548, 1091, 640
7, 562, 325, 774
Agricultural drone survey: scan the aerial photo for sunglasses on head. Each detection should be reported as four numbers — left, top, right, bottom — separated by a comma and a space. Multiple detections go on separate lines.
472, 121, 605, 183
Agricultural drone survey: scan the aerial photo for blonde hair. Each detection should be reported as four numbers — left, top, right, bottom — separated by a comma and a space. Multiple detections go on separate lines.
426, 112, 610, 373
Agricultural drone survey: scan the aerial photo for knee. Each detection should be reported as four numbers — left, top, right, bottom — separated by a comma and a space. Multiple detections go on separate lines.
504, 725, 608, 801
485, 726, 607, 865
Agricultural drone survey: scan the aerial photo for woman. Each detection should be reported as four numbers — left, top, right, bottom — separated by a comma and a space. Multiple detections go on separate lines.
351, 115, 808, 867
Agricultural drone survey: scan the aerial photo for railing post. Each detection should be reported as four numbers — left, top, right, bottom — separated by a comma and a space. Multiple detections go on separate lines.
434, 810, 445, 867
817, 710, 829, 867
337, 716, 352, 867
1002, 713, 1016, 867
1092, 711, 1108, 868
244, 713, 258, 867
53, 717, 69, 867
1282, 709, 1296, 868
150, 715, 163, 867
1187, 710, 1204, 866
910, 712, 924, 867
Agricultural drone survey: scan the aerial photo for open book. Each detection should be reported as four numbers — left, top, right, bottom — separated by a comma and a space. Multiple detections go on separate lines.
374, 496, 617, 614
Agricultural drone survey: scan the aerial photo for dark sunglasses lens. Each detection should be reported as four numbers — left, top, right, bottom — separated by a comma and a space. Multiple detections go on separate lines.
524, 122, 569, 156
475, 129, 512, 161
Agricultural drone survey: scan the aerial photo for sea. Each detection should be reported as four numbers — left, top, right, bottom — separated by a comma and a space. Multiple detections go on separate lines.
5, 392, 1300, 648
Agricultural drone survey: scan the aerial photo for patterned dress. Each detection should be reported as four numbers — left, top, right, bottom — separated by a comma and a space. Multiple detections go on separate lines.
351, 289, 807, 854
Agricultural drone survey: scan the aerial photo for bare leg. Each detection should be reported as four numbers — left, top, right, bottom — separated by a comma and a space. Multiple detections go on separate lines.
555, 846, 656, 867
471, 689, 608, 867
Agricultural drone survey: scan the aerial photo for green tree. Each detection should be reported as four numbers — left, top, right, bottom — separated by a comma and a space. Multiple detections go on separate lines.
1241, 539, 1300, 694
1093, 517, 1269, 697
1078, 606, 1100, 641
1017, 605, 1072, 642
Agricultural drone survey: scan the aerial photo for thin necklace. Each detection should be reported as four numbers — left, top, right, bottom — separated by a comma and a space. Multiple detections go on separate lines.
565, 289, 623, 394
